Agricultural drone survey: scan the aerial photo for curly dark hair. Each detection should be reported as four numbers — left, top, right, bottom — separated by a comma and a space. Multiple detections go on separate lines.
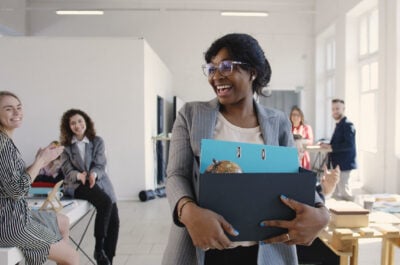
204, 33, 271, 96
59, 109, 96, 146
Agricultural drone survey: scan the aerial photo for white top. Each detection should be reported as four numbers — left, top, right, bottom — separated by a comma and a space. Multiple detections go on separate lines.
71, 136, 97, 178
213, 112, 263, 247
213, 112, 263, 144
71, 136, 90, 163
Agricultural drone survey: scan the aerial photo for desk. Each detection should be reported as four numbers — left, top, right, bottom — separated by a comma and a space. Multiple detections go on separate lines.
382, 237, 400, 265
0, 199, 94, 265
318, 211, 400, 265
305, 145, 331, 178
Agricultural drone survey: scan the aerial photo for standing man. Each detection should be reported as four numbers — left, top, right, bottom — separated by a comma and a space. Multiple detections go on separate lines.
320, 99, 356, 201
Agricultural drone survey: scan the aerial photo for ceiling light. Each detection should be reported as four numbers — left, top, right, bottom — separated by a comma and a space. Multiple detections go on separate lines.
221, 11, 268, 17
56, 10, 104, 15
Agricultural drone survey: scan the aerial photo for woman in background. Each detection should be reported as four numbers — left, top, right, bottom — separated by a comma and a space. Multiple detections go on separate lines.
290, 106, 314, 169
60, 109, 119, 265
0, 91, 78, 265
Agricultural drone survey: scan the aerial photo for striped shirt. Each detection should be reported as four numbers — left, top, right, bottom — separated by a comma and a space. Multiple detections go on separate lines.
0, 132, 62, 265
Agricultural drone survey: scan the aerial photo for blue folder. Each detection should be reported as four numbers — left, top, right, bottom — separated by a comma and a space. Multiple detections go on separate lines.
199, 139, 299, 173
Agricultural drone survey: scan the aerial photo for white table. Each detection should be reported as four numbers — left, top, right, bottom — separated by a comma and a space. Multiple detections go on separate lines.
0, 199, 94, 265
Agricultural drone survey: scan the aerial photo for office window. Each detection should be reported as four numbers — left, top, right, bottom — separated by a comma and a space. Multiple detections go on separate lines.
359, 9, 379, 57
325, 39, 336, 136
358, 8, 379, 152
315, 25, 336, 141
397, 1, 400, 157
326, 40, 336, 71
361, 61, 379, 92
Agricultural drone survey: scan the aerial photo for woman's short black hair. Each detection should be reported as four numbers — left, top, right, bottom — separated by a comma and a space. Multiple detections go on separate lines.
204, 33, 271, 96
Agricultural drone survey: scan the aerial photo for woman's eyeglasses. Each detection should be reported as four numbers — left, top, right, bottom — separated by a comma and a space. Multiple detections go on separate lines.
202, 60, 247, 78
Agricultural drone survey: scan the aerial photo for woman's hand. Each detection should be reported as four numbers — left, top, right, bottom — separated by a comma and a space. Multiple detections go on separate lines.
321, 165, 340, 197
27, 145, 64, 182
35, 145, 64, 168
88, 172, 96, 188
77, 171, 87, 185
180, 202, 239, 251
260, 195, 330, 246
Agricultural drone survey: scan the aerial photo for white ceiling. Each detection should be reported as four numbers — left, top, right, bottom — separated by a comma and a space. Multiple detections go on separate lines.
0, 0, 319, 103
26, 0, 316, 14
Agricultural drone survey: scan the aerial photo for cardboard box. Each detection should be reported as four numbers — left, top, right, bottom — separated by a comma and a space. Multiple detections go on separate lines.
329, 201, 370, 228
195, 169, 316, 241
195, 139, 317, 241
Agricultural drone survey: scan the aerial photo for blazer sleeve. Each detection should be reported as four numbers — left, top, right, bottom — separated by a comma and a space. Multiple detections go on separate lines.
165, 104, 197, 226
278, 111, 295, 147
90, 137, 107, 180
61, 148, 80, 184
0, 135, 30, 200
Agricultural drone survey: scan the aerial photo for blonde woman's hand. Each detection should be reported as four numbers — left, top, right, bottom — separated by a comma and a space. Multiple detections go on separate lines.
35, 145, 64, 168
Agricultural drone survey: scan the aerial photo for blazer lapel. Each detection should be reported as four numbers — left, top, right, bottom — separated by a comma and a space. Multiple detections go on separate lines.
191, 99, 219, 156
254, 101, 278, 145
85, 141, 94, 171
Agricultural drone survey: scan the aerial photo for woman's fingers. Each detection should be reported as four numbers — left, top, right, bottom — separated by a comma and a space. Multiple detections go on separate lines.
185, 207, 234, 250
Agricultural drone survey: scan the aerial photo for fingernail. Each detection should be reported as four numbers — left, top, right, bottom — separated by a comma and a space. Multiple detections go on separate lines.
233, 229, 239, 236
259, 222, 265, 227
281, 194, 288, 200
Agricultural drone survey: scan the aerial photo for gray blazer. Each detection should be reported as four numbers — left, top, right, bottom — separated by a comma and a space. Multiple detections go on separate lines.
61, 136, 117, 203
162, 98, 299, 265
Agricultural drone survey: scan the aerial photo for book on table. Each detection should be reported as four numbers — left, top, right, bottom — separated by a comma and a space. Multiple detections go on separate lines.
328, 200, 370, 228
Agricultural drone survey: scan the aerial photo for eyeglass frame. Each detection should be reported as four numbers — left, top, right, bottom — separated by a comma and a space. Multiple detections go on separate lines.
201, 60, 248, 78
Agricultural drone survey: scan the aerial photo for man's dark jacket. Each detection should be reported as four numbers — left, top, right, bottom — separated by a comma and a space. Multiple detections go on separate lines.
328, 116, 357, 171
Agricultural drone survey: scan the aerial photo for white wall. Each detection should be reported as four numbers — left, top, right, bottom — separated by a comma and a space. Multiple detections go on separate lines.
143, 41, 173, 189
25, 9, 315, 105
0, 37, 172, 200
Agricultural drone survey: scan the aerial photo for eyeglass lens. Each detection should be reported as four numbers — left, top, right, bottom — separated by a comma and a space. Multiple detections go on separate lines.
203, 61, 235, 77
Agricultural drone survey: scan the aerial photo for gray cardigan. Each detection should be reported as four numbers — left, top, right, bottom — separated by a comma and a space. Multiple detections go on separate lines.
162, 98, 301, 265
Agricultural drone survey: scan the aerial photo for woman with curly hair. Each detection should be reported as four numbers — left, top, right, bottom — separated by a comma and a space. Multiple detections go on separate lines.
60, 109, 119, 265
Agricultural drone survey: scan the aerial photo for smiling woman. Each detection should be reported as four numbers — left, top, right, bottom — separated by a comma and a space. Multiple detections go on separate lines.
59, 108, 119, 265
162, 33, 330, 265
0, 91, 79, 265
0, 91, 23, 133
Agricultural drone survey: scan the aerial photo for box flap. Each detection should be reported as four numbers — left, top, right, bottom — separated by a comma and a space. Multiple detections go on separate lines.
329, 201, 370, 215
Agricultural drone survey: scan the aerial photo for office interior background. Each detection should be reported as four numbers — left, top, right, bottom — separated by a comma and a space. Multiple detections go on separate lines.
0, 0, 399, 200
